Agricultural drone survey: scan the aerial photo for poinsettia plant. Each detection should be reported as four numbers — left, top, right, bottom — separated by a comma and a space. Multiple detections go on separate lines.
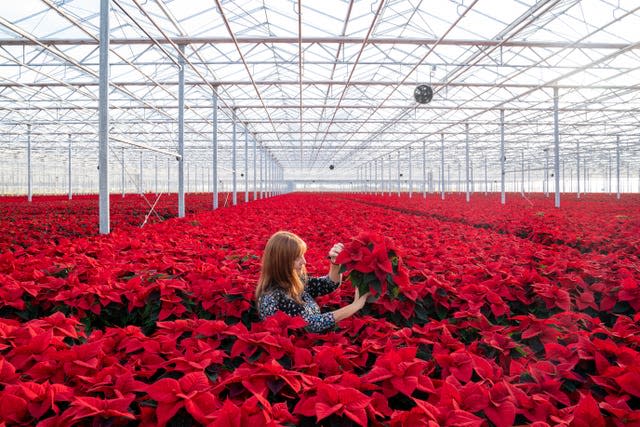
334, 231, 409, 300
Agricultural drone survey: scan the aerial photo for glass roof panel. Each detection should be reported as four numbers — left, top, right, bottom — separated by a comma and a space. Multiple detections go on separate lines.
0, 0, 637, 183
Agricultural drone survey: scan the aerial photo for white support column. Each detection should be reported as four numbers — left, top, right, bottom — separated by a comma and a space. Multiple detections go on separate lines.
98, 0, 110, 233
259, 149, 263, 199
244, 126, 249, 202
252, 136, 257, 201
269, 157, 274, 197
27, 124, 32, 202
521, 151, 525, 195
397, 151, 401, 196
177, 44, 185, 217
500, 109, 505, 205
408, 147, 413, 198
553, 86, 560, 208
465, 123, 470, 202
440, 133, 445, 200
68, 134, 72, 200
544, 148, 549, 196
121, 147, 125, 197
212, 90, 218, 209
232, 108, 237, 205
139, 151, 143, 195
608, 150, 612, 194
576, 141, 581, 198
616, 136, 621, 199
154, 155, 158, 195
264, 155, 268, 198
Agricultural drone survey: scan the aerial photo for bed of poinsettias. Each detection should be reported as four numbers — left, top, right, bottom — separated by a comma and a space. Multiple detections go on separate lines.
0, 192, 638, 426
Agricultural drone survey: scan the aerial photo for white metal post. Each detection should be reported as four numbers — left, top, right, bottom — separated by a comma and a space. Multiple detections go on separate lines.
440, 133, 445, 200
259, 149, 263, 199
465, 123, 470, 202
212, 90, 218, 209
406, 148, 411, 197
553, 86, 560, 208
139, 151, 143, 195
154, 155, 158, 195
500, 109, 505, 205
232, 108, 237, 205
253, 137, 257, 201
68, 134, 72, 200
608, 150, 612, 194
616, 136, 621, 199
397, 151, 401, 196
121, 147, 125, 197
577, 141, 581, 198
27, 124, 32, 202
177, 45, 185, 217
98, 0, 110, 233
244, 127, 248, 202
521, 151, 524, 195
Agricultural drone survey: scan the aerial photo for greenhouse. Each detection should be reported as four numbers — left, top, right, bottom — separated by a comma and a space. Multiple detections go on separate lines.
0, 0, 639, 426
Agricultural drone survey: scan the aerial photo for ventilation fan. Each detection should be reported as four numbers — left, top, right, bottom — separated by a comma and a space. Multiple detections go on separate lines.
414, 84, 433, 104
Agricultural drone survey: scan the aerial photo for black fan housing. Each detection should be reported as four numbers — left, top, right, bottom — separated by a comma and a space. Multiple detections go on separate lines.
414, 84, 433, 104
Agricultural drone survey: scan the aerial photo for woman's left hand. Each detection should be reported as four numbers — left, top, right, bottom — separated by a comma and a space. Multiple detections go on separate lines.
328, 242, 344, 264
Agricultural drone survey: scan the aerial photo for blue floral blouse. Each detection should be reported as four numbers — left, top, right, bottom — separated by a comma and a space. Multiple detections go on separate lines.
258, 275, 340, 333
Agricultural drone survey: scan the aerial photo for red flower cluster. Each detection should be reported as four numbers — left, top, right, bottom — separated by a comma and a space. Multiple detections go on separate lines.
0, 192, 638, 426
335, 231, 410, 300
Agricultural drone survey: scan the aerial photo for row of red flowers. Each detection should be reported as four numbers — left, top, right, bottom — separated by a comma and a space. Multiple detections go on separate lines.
0, 192, 639, 426
0, 192, 251, 254
346, 192, 640, 258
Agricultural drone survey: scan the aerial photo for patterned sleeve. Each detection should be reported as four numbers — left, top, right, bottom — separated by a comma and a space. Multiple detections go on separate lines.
304, 312, 336, 333
257, 292, 279, 320
305, 275, 340, 298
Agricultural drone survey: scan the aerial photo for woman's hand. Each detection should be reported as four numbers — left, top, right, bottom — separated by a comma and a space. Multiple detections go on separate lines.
331, 287, 370, 322
353, 288, 370, 310
328, 242, 344, 264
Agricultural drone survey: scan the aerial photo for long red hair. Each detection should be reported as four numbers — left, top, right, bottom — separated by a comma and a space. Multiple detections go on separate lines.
256, 231, 307, 304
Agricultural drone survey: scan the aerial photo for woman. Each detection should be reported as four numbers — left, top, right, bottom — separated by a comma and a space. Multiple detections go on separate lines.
256, 230, 369, 333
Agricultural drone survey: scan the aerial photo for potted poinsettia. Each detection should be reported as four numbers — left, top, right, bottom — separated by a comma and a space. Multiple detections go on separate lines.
334, 231, 409, 300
